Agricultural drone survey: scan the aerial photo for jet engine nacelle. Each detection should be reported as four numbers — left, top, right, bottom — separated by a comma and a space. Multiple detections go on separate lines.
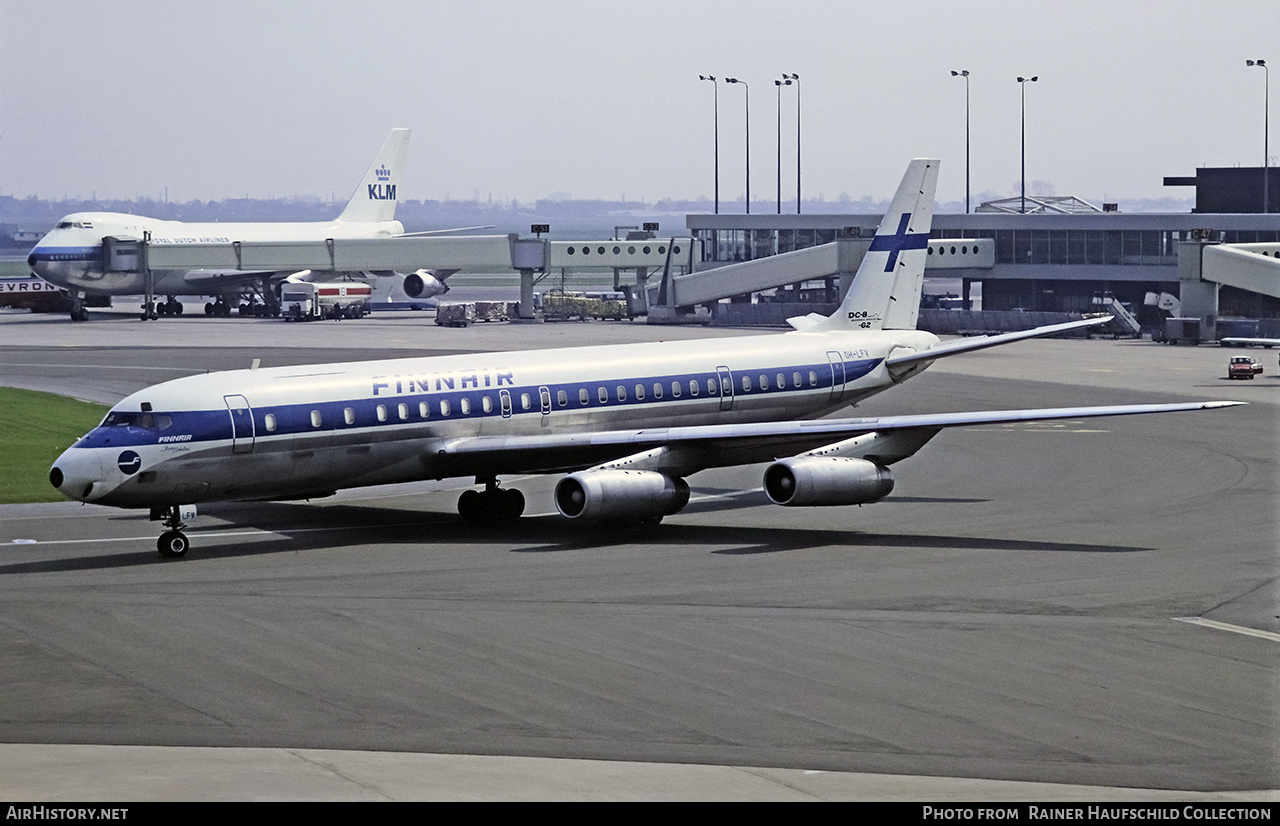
762, 457, 894, 506
403, 269, 448, 299
554, 470, 690, 520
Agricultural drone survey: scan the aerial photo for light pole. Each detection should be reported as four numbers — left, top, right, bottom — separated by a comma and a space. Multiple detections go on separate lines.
951, 70, 970, 213
775, 78, 791, 213
727, 77, 750, 213
782, 73, 800, 213
1017, 75, 1038, 214
1247, 59, 1269, 213
699, 74, 720, 214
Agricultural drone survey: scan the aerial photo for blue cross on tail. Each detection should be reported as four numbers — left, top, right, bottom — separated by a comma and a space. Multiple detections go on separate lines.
868, 213, 929, 272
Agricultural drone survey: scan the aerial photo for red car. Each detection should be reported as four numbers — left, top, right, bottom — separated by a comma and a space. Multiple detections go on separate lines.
1228, 356, 1263, 379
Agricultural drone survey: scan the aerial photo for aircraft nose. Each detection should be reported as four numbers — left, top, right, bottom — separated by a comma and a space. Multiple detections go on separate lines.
49, 450, 105, 502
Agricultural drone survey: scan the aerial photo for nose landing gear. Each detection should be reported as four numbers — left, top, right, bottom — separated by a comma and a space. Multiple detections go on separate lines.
151, 504, 196, 558
158, 530, 189, 558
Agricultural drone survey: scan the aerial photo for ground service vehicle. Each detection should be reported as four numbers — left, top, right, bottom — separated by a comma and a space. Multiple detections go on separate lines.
281, 282, 372, 321
1228, 356, 1263, 379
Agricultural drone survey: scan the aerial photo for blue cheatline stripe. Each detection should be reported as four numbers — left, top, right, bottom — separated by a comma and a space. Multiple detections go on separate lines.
72, 358, 883, 450
28, 246, 101, 262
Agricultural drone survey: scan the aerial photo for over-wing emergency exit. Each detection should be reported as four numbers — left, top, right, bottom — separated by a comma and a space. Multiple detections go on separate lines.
47, 160, 1244, 557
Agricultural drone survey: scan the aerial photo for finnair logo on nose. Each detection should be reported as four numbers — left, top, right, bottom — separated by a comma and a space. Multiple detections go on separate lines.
117, 450, 142, 475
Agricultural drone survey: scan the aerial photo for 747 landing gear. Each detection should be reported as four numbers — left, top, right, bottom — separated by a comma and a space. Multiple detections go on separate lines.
457, 478, 525, 521
151, 504, 196, 558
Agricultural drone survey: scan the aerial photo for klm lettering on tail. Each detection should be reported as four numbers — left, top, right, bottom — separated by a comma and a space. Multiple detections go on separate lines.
368, 183, 396, 200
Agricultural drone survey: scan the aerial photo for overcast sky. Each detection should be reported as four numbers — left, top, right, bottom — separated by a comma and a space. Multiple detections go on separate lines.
2, 0, 1277, 210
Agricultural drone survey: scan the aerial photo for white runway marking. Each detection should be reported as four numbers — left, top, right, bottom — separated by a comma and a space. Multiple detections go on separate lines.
1174, 616, 1280, 643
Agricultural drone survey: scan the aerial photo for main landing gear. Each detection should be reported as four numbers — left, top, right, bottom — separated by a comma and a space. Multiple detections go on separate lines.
152, 504, 194, 558
142, 297, 184, 319
457, 478, 525, 522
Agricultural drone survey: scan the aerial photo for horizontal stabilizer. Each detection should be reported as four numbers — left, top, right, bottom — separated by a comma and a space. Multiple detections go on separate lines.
885, 316, 1111, 376
786, 313, 827, 331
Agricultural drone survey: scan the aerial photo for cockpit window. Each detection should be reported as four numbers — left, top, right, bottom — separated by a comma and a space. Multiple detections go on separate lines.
57, 222, 73, 229
56, 221, 93, 229
102, 412, 156, 429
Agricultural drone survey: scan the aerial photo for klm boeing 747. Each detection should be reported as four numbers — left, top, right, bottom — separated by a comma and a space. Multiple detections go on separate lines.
28, 129, 454, 320
47, 160, 1243, 557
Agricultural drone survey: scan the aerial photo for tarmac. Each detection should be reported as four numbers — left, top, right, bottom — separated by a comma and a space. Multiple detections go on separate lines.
0, 305, 1275, 801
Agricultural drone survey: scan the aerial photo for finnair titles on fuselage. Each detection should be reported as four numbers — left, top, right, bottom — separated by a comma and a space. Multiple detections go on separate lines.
27, 130, 412, 320
48, 159, 1244, 558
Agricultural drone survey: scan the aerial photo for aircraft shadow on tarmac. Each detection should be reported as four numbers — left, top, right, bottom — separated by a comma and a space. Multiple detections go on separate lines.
0, 491, 1152, 575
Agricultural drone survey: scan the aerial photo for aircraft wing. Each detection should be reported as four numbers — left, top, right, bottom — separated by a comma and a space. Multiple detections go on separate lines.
1220, 337, 1280, 348
181, 269, 376, 290
181, 269, 306, 289
429, 400, 1243, 477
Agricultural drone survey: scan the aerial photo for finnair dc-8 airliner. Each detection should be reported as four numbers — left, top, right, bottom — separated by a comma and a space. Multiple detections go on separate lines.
48, 159, 1243, 557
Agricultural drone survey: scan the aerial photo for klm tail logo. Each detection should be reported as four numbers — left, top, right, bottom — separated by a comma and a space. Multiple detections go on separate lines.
368, 164, 396, 200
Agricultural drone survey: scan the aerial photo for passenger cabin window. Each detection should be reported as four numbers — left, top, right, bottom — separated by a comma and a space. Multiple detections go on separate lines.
580, 388, 590, 405
793, 372, 802, 387
809, 371, 818, 386
460, 398, 472, 415
557, 390, 568, 407
635, 384, 645, 401
311, 410, 322, 428
439, 400, 451, 417
520, 393, 532, 410
759, 374, 769, 390
376, 404, 388, 422
671, 382, 680, 398
419, 402, 429, 418
482, 396, 494, 414
264, 414, 277, 432
398, 403, 409, 420
598, 386, 608, 404
344, 408, 356, 425
689, 380, 699, 397
742, 376, 752, 392
616, 385, 627, 402
777, 373, 785, 389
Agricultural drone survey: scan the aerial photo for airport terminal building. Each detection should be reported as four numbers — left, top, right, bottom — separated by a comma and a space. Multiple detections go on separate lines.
683, 168, 1280, 328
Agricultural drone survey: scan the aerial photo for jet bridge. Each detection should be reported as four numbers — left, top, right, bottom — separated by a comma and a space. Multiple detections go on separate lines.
112, 234, 701, 320
141, 235, 537, 273
1201, 243, 1280, 299
1176, 241, 1280, 341
649, 237, 994, 319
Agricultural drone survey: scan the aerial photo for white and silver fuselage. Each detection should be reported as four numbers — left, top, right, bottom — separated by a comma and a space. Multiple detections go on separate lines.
27, 213, 404, 297
50, 329, 937, 508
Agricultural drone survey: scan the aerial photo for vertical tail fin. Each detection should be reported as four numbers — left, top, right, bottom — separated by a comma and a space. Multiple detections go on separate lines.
815, 158, 938, 331
337, 128, 411, 223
